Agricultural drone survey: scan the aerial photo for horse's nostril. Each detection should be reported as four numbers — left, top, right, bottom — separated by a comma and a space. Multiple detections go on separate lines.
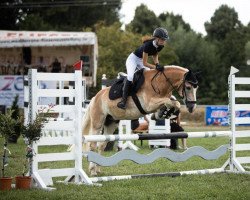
188, 107, 194, 113
187, 103, 196, 113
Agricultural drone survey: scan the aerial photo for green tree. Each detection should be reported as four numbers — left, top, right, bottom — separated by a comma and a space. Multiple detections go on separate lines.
246, 41, 250, 64
205, 5, 242, 41
127, 4, 161, 35
245, 23, 250, 66
204, 5, 247, 103
18, 13, 53, 31
171, 27, 220, 103
159, 12, 191, 32
0, 0, 26, 30
1, 0, 122, 31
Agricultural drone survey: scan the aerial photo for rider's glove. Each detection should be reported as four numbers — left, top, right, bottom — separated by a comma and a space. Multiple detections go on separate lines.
156, 63, 164, 71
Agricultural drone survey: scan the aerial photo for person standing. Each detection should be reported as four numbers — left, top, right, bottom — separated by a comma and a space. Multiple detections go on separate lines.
169, 96, 187, 150
51, 58, 61, 73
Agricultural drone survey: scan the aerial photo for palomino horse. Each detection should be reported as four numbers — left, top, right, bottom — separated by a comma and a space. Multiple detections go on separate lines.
83, 66, 199, 175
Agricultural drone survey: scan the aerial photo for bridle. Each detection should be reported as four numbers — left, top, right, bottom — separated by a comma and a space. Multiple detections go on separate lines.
151, 70, 198, 105
181, 72, 198, 105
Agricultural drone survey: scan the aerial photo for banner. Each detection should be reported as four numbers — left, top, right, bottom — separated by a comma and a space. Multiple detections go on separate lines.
0, 75, 56, 108
206, 106, 250, 126
0, 75, 24, 107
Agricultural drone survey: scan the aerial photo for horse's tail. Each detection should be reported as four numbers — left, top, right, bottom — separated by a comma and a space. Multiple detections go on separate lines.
81, 97, 94, 152
82, 103, 91, 136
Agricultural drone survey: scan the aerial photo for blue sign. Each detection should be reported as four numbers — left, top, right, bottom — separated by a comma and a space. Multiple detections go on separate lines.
206, 106, 250, 126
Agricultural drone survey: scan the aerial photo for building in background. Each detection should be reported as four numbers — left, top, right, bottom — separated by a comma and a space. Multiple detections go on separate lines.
0, 31, 98, 107
0, 30, 98, 86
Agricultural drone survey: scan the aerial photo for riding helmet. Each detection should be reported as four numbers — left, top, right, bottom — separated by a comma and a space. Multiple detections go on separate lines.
153, 27, 169, 40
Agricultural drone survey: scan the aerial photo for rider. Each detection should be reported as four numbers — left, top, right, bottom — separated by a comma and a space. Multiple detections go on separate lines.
117, 27, 169, 109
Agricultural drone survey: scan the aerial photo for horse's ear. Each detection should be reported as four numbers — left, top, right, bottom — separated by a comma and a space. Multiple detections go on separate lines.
185, 69, 199, 85
194, 71, 202, 76
194, 71, 202, 82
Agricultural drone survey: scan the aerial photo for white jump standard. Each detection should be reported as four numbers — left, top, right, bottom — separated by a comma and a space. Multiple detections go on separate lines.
25, 69, 92, 190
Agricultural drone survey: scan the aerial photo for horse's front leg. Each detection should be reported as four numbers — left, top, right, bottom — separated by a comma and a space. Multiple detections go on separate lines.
148, 98, 181, 120
165, 99, 181, 111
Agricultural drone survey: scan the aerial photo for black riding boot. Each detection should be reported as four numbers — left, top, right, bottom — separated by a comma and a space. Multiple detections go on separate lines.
117, 80, 132, 109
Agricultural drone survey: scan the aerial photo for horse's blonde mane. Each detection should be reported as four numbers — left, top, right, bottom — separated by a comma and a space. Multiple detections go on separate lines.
164, 65, 188, 72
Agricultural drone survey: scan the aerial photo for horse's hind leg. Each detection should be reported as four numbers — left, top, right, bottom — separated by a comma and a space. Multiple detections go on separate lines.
95, 121, 119, 174
88, 141, 98, 176
82, 106, 99, 176
88, 119, 106, 176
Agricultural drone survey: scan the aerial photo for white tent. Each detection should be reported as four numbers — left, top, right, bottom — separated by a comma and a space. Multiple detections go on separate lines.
0, 30, 98, 86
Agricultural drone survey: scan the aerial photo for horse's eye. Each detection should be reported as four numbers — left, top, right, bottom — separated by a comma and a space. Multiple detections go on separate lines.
186, 86, 191, 90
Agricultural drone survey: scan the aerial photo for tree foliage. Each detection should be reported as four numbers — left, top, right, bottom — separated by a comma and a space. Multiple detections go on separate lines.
159, 12, 191, 32
0, 0, 26, 30
0, 0, 122, 30
127, 4, 161, 35
205, 5, 242, 41
204, 5, 248, 102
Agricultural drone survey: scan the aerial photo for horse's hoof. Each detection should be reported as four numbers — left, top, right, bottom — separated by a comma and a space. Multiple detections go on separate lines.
151, 114, 156, 120
90, 171, 98, 176
117, 147, 122, 151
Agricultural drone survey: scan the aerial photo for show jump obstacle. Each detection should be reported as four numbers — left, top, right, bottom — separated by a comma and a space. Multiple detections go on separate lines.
26, 67, 249, 190
24, 69, 92, 190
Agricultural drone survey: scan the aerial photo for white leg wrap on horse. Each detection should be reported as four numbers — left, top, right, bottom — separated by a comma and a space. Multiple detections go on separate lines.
89, 162, 97, 176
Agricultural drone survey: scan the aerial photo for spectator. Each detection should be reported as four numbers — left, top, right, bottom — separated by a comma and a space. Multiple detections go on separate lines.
51, 58, 61, 73
131, 116, 149, 132
169, 96, 187, 150
37, 56, 47, 72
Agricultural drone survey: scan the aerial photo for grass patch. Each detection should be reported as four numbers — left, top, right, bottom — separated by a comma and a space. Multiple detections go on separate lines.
0, 124, 249, 199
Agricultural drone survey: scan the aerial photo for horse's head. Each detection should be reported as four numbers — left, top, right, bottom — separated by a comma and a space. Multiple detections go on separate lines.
179, 70, 199, 113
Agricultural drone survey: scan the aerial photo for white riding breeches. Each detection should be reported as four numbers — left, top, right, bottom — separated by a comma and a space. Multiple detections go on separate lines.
126, 53, 149, 81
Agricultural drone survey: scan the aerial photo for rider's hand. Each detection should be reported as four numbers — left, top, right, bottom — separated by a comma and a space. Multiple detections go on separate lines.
156, 63, 164, 71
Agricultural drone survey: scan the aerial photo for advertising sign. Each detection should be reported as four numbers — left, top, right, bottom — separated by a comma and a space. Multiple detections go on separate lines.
206, 106, 250, 126
0, 75, 24, 107
0, 75, 56, 108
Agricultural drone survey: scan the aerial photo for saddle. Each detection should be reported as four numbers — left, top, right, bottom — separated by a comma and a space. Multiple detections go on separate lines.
109, 69, 145, 100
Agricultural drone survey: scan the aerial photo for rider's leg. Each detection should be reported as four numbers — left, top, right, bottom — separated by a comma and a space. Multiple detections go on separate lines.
117, 53, 137, 109
117, 79, 132, 109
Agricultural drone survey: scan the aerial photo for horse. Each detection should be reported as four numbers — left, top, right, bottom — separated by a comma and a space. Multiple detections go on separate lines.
82, 66, 199, 175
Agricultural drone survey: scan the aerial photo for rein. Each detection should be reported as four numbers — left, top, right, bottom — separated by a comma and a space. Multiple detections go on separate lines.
151, 70, 184, 98
150, 70, 197, 104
